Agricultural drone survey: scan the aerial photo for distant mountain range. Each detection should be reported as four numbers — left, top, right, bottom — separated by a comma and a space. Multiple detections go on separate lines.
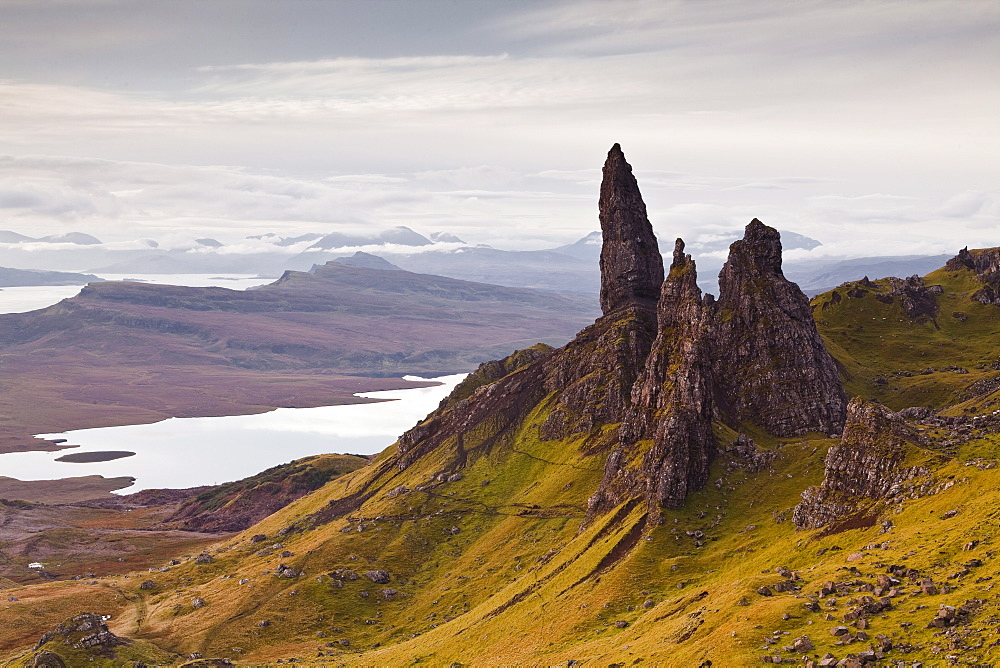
0, 267, 102, 287
0, 226, 981, 300
0, 230, 102, 245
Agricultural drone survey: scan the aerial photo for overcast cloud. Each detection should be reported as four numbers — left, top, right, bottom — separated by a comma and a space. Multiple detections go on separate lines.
0, 0, 997, 256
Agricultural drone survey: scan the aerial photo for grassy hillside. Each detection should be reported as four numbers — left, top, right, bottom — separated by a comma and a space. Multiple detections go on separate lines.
4, 255, 1000, 665
3, 398, 999, 665
812, 267, 1000, 413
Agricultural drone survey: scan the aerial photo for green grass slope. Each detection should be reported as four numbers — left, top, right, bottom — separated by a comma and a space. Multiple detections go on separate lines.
812, 267, 1000, 413
5, 255, 1000, 665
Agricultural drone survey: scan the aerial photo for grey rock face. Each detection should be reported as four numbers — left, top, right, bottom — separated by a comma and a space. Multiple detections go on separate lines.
713, 219, 846, 437
793, 398, 930, 529
591, 240, 716, 514
598, 143, 664, 315
885, 275, 940, 319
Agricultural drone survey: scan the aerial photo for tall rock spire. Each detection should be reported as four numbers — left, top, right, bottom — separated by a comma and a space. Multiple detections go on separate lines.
713, 219, 846, 436
589, 239, 716, 516
598, 144, 664, 315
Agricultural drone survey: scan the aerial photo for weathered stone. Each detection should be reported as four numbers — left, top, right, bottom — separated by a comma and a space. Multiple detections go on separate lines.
713, 219, 846, 437
598, 143, 663, 315
33, 613, 128, 653
596, 240, 716, 512
947, 246, 1000, 306
884, 275, 941, 319
793, 398, 931, 529
364, 570, 391, 584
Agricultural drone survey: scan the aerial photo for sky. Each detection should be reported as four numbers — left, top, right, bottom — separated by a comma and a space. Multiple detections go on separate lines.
0, 0, 998, 258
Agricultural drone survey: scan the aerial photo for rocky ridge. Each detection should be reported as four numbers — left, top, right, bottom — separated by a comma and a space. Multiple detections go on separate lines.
793, 398, 934, 529
393, 146, 847, 518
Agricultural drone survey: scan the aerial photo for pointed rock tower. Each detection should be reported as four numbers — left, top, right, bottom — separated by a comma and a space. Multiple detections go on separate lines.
536, 144, 662, 440
590, 239, 716, 515
383, 151, 847, 530
598, 143, 664, 315
713, 219, 846, 436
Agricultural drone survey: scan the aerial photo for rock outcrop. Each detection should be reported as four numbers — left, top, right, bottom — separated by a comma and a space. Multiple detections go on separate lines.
397, 146, 662, 466
713, 219, 846, 437
947, 246, 1000, 305
535, 144, 662, 440
598, 143, 664, 315
885, 275, 942, 320
388, 150, 847, 521
590, 240, 716, 514
793, 399, 931, 529
33, 613, 129, 654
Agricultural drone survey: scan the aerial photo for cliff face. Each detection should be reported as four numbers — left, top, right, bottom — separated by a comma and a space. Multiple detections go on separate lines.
713, 219, 847, 437
525, 145, 664, 442
793, 398, 930, 529
590, 240, 716, 514
395, 149, 847, 519
598, 143, 664, 315
398, 145, 662, 470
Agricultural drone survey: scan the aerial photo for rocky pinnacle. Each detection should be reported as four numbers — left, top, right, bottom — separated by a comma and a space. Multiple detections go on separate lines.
598, 143, 664, 315
713, 219, 847, 436
591, 239, 716, 515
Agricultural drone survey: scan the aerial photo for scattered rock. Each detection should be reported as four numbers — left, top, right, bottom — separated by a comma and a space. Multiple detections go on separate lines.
364, 570, 391, 584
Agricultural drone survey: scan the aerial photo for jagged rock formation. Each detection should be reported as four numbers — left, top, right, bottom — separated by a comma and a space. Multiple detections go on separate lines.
793, 399, 931, 529
397, 146, 663, 468
598, 143, 664, 315
33, 613, 128, 654
590, 240, 716, 514
537, 145, 662, 439
947, 246, 1000, 305
885, 275, 942, 320
394, 151, 846, 520
713, 219, 846, 437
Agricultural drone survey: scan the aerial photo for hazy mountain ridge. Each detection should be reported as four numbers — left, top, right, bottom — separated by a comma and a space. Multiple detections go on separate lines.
0, 262, 598, 457
0, 266, 102, 287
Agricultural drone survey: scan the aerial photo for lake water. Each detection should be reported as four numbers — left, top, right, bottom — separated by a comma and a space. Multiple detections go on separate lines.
2, 373, 465, 493
0, 274, 276, 314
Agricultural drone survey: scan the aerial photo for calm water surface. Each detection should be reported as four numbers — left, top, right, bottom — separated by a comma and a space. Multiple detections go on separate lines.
3, 374, 465, 493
